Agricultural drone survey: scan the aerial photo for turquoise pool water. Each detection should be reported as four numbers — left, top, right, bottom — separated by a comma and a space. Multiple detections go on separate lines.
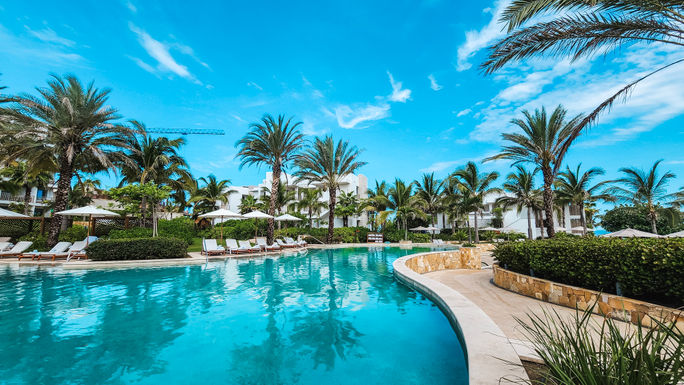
0, 247, 467, 384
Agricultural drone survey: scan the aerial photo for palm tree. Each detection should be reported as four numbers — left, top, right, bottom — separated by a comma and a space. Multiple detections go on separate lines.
482, 1, 684, 138
335, 191, 360, 227
260, 184, 296, 215
0, 161, 52, 215
414, 173, 443, 227
555, 164, 612, 235
238, 195, 263, 215
236, 114, 304, 244
119, 122, 191, 222
485, 106, 583, 237
190, 175, 232, 216
295, 188, 326, 228
452, 162, 499, 243
0, 75, 135, 245
605, 160, 676, 234
294, 136, 366, 243
495, 166, 540, 239
387, 179, 423, 240
70, 177, 102, 207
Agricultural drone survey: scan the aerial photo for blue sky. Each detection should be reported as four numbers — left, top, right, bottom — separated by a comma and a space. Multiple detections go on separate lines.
1, 0, 683, 197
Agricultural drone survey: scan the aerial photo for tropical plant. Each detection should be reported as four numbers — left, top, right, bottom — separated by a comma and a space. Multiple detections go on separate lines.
363, 180, 391, 231
0, 161, 52, 215
70, 178, 102, 207
414, 173, 443, 227
335, 191, 360, 227
189, 175, 232, 216
387, 179, 423, 240
236, 114, 304, 244
295, 188, 326, 228
451, 162, 499, 243
555, 164, 612, 235
601, 205, 682, 235
485, 105, 582, 237
496, 166, 540, 239
482, 0, 684, 139
109, 183, 171, 236
294, 136, 366, 243
605, 160, 677, 233
0, 75, 135, 246
238, 195, 263, 215
259, 183, 296, 215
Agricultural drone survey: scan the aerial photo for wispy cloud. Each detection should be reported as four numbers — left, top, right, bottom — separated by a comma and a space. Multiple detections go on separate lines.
25, 26, 75, 47
428, 74, 443, 91
455, 0, 507, 71
124, 0, 137, 13
129, 23, 204, 84
456, 108, 472, 117
0, 23, 84, 66
387, 71, 411, 103
246, 81, 263, 90
335, 103, 391, 129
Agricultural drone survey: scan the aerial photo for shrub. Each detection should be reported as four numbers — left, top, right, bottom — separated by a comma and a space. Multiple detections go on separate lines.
109, 227, 152, 239
58, 226, 89, 243
493, 238, 684, 306
87, 237, 188, 261
158, 217, 196, 245
18, 232, 48, 251
274, 226, 370, 243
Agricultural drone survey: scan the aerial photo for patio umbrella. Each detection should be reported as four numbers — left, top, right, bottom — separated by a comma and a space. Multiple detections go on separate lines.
0, 207, 29, 218
409, 226, 428, 231
56, 205, 120, 245
480, 226, 501, 231
199, 208, 243, 243
275, 213, 301, 222
424, 226, 440, 241
602, 228, 662, 238
243, 210, 274, 238
665, 230, 684, 238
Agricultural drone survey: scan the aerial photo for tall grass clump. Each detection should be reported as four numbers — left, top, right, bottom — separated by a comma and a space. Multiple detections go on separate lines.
517, 305, 684, 384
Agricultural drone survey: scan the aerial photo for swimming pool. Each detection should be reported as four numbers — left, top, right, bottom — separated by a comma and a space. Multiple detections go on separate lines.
0, 247, 467, 384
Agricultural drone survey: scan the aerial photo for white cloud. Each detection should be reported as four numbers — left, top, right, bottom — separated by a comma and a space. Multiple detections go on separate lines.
420, 160, 462, 173
246, 81, 263, 90
456, 0, 508, 71
335, 103, 391, 129
25, 26, 75, 47
129, 23, 201, 83
456, 108, 472, 117
124, 0, 137, 13
428, 74, 443, 91
0, 23, 83, 65
387, 71, 412, 102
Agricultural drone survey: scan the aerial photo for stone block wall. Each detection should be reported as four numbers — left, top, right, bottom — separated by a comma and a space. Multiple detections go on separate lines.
404, 249, 481, 274
493, 265, 684, 329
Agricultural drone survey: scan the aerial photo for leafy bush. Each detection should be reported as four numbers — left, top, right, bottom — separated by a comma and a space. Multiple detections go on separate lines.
109, 227, 153, 239
18, 232, 48, 251
58, 226, 89, 243
493, 238, 684, 306
602, 205, 683, 235
158, 217, 196, 245
275, 226, 370, 243
87, 237, 188, 261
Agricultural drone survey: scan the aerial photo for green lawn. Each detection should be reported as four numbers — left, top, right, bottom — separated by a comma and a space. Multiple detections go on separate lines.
188, 237, 204, 253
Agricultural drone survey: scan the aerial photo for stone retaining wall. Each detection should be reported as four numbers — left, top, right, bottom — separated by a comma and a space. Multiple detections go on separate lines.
493, 265, 684, 329
403, 248, 481, 273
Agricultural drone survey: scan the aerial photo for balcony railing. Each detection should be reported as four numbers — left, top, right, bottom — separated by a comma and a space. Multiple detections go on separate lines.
0, 191, 23, 202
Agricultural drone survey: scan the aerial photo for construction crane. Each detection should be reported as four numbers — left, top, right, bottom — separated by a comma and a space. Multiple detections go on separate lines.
145, 128, 226, 135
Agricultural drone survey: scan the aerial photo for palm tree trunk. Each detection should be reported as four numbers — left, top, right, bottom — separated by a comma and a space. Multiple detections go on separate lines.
308, 209, 313, 228
580, 201, 587, 236
467, 219, 472, 243
526, 206, 532, 239
404, 218, 408, 240
649, 205, 658, 234
47, 155, 74, 247
23, 184, 32, 216
327, 189, 336, 243
268, 164, 281, 244
473, 212, 479, 243
542, 168, 555, 238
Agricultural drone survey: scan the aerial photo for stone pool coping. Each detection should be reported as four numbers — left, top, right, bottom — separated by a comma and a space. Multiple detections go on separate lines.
393, 251, 529, 384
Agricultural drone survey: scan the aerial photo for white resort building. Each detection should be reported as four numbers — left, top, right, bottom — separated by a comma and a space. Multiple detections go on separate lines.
0, 184, 55, 216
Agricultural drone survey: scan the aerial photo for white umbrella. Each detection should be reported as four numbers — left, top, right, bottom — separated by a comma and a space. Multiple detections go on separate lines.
57, 205, 120, 244
665, 230, 684, 238
243, 210, 274, 238
275, 213, 301, 222
480, 226, 501, 231
0, 207, 29, 218
424, 226, 440, 241
409, 226, 428, 231
602, 228, 662, 238
199, 208, 243, 242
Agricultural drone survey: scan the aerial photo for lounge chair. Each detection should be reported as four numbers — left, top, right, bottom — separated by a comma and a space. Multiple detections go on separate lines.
202, 239, 226, 256
256, 237, 280, 251
433, 239, 445, 245
0, 241, 33, 257
276, 239, 295, 248
0, 242, 12, 252
19, 241, 72, 261
0, 237, 11, 243
226, 239, 250, 254
238, 240, 261, 253
284, 237, 306, 247
41, 240, 85, 261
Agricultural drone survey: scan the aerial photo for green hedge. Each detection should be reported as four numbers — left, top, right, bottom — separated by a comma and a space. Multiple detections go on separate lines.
87, 237, 188, 261
108, 218, 196, 245
493, 238, 684, 306
275, 226, 370, 243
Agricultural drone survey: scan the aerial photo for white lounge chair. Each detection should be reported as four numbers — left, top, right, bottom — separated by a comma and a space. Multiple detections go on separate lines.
226, 239, 250, 254
256, 237, 280, 251
0, 242, 12, 252
276, 239, 295, 248
0, 237, 11, 243
285, 237, 306, 247
19, 241, 72, 261
202, 239, 226, 256
43, 240, 88, 261
0, 241, 33, 257
238, 240, 261, 253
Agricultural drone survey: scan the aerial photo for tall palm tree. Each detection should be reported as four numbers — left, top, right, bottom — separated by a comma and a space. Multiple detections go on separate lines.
70, 177, 102, 207
0, 161, 52, 215
0, 75, 135, 245
482, 1, 684, 139
294, 136, 366, 243
605, 160, 676, 233
414, 173, 443, 227
295, 188, 326, 228
485, 106, 583, 237
452, 162, 500, 243
190, 175, 232, 216
238, 195, 263, 215
236, 114, 304, 244
363, 180, 391, 231
260, 184, 296, 215
555, 164, 612, 235
496, 166, 540, 239
387, 179, 422, 240
335, 191, 360, 227
119, 121, 191, 222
